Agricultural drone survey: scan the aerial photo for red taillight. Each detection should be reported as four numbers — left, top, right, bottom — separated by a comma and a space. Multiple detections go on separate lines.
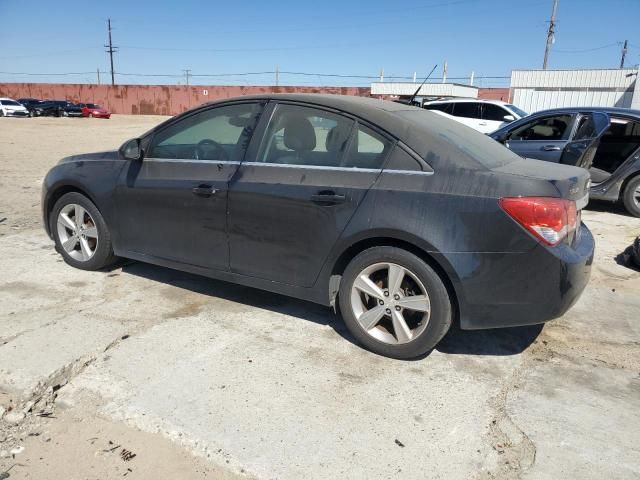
500, 197, 578, 246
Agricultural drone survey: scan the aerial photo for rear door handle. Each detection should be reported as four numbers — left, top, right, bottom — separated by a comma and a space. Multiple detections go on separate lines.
542, 145, 561, 151
192, 184, 217, 197
310, 191, 346, 205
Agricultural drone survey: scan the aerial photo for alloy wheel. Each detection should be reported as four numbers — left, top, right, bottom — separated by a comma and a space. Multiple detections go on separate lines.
634, 185, 640, 208
56, 204, 99, 261
350, 262, 431, 345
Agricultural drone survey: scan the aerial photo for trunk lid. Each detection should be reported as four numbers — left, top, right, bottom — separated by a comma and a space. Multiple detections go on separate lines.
492, 158, 590, 207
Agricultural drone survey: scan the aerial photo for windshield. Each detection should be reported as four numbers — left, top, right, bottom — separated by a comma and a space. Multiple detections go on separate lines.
506, 104, 528, 118
1, 100, 21, 106
86, 104, 100, 109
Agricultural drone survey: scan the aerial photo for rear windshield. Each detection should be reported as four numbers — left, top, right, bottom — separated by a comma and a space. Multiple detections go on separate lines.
1, 100, 21, 106
396, 109, 521, 169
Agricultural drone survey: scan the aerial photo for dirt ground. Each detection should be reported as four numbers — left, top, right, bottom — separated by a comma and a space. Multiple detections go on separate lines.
1, 115, 639, 479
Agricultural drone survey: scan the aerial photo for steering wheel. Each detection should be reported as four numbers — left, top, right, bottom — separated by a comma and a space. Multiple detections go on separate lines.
195, 139, 229, 161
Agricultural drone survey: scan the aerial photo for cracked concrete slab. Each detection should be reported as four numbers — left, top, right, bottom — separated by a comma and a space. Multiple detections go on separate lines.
61, 313, 516, 479
511, 360, 640, 480
0, 312, 125, 399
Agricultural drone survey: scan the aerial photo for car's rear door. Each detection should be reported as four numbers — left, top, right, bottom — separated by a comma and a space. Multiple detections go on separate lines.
505, 113, 576, 162
481, 103, 514, 133
450, 102, 485, 131
227, 102, 392, 287
115, 102, 263, 270
559, 112, 610, 169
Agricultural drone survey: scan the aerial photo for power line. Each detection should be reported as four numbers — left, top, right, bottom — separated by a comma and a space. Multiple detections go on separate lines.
554, 42, 621, 53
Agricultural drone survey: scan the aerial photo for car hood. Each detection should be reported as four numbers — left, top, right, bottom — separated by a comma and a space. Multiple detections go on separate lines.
90, 108, 109, 113
58, 150, 119, 164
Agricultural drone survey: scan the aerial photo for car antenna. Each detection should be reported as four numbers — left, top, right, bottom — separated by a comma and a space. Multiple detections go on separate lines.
408, 64, 438, 107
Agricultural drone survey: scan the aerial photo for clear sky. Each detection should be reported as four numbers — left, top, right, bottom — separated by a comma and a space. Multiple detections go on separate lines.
1, 0, 639, 87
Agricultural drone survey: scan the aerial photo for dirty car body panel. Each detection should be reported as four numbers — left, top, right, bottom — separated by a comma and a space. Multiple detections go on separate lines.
42, 94, 594, 331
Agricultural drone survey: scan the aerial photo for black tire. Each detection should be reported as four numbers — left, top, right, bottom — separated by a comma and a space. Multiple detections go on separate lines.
50, 192, 116, 270
338, 246, 452, 359
622, 175, 640, 218
633, 236, 640, 268
0, 110, 4, 117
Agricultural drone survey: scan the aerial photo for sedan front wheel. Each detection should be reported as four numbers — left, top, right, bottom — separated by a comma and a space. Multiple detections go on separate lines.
339, 246, 452, 359
50, 192, 116, 270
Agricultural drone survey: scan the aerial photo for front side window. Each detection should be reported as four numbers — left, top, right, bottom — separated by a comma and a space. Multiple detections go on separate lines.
451, 102, 482, 119
509, 114, 573, 141
148, 103, 262, 161
1, 100, 21, 106
258, 104, 392, 169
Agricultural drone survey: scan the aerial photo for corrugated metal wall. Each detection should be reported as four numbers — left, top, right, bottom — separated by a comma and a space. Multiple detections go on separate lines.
510, 68, 639, 113
0, 84, 371, 116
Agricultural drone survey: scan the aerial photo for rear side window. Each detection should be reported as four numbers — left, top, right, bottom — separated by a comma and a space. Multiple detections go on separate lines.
482, 104, 510, 122
451, 102, 481, 119
384, 146, 427, 172
258, 104, 392, 169
343, 124, 393, 169
573, 115, 597, 140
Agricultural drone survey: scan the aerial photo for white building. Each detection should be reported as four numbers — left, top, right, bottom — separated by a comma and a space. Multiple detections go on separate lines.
370, 82, 478, 99
510, 68, 640, 113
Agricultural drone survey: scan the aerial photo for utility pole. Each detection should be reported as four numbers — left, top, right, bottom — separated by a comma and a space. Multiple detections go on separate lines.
620, 40, 628, 68
182, 69, 192, 86
442, 61, 448, 83
97, 68, 101, 85
104, 18, 118, 85
543, 0, 558, 69
275, 65, 279, 86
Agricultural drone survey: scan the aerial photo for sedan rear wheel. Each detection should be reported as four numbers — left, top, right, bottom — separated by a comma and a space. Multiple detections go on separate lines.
51, 192, 116, 270
622, 175, 640, 218
339, 247, 452, 359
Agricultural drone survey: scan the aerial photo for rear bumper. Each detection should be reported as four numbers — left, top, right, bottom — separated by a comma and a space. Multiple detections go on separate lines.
452, 224, 594, 330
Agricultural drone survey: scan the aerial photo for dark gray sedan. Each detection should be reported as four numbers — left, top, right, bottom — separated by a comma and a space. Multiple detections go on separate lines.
491, 107, 640, 217
42, 94, 594, 359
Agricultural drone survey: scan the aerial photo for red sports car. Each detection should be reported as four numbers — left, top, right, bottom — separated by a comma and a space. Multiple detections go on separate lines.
79, 103, 111, 119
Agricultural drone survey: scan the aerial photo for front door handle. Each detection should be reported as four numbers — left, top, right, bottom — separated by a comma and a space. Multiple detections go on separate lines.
310, 191, 346, 205
543, 145, 561, 151
192, 184, 217, 197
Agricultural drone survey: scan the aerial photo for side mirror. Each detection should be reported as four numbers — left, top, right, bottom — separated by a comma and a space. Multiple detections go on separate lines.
503, 114, 515, 122
121, 138, 143, 161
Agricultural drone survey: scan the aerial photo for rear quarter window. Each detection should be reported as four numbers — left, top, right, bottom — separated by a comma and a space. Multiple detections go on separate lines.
397, 109, 521, 169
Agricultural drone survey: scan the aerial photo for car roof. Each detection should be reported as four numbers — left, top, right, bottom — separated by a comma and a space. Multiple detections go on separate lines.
423, 98, 511, 106
528, 106, 640, 118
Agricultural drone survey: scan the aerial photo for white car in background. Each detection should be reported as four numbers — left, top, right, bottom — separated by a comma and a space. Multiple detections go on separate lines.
0, 97, 29, 117
423, 98, 527, 133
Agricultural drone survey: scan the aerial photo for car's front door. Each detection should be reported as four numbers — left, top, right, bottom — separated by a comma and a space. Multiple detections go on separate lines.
228, 102, 392, 287
505, 113, 575, 162
115, 102, 263, 270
